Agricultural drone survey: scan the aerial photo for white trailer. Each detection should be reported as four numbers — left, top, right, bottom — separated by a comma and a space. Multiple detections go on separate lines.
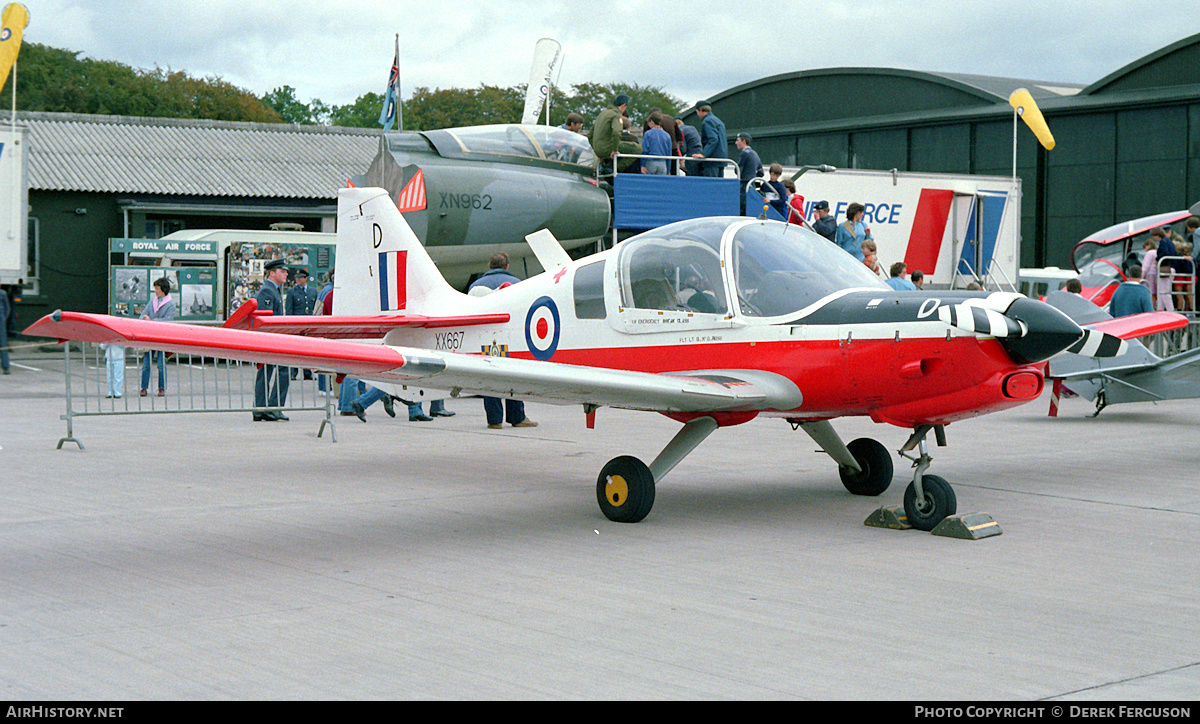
0, 123, 28, 286
769, 167, 1021, 290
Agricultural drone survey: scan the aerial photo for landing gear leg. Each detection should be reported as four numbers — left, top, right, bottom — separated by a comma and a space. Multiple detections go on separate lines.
898, 424, 957, 531
596, 416, 719, 523
797, 420, 893, 496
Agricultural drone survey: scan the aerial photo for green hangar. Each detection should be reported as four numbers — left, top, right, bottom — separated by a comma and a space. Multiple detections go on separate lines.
684, 32, 1200, 269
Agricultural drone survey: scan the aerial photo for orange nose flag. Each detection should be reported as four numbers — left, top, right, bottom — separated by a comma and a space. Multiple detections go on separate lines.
1009, 88, 1055, 150
0, 3, 28, 92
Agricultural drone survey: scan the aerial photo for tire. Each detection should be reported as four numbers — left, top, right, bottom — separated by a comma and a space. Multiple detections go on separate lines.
597, 456, 655, 523
903, 474, 957, 531
839, 437, 894, 496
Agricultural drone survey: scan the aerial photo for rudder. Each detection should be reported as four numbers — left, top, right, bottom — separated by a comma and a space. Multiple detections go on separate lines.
333, 186, 458, 316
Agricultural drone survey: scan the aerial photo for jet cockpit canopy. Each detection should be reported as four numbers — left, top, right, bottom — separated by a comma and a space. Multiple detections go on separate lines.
421, 124, 596, 169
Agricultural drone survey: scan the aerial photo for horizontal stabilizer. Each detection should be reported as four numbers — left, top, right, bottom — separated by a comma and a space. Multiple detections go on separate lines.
224, 298, 508, 338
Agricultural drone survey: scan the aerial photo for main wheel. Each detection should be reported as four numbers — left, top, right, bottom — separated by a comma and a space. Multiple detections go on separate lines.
597, 456, 655, 523
839, 437, 894, 496
903, 474, 957, 531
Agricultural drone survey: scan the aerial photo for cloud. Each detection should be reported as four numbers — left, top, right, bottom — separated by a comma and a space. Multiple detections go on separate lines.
23, 0, 1200, 112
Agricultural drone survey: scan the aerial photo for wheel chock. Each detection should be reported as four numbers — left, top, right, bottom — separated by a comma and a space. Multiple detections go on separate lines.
864, 506, 910, 530
930, 512, 1002, 540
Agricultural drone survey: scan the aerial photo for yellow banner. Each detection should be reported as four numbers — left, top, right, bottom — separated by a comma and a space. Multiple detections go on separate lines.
1009, 88, 1055, 150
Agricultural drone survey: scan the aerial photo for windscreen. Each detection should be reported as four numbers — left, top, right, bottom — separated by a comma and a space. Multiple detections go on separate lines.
730, 221, 890, 317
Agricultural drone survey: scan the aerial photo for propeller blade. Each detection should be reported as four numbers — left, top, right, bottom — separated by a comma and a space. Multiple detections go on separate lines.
1065, 328, 1128, 358
937, 303, 1027, 338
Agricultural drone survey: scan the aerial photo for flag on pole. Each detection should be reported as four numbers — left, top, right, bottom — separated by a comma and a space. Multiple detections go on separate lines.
0, 4, 29, 92
378, 35, 400, 132
1008, 88, 1055, 150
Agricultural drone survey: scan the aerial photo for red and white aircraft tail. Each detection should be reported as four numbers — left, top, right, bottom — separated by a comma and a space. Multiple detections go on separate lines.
333, 187, 464, 317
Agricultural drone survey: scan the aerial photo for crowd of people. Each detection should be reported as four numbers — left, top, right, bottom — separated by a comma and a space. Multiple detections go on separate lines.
583, 94, 734, 179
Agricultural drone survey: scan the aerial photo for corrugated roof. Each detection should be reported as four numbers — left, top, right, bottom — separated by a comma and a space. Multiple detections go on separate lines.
16, 112, 381, 199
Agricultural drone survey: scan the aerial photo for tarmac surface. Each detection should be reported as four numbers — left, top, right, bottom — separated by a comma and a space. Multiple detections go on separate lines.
1, 344, 1199, 700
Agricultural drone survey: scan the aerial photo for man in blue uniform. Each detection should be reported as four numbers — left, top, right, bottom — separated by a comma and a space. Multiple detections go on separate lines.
253, 258, 290, 421
692, 101, 727, 178
468, 253, 538, 430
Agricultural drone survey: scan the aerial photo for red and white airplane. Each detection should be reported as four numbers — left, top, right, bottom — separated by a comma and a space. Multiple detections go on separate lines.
28, 187, 1164, 530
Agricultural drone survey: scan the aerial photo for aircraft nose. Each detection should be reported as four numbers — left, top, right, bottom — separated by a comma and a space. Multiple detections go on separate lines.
997, 297, 1084, 364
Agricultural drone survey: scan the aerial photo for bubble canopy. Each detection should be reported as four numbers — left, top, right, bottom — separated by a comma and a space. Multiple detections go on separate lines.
617, 218, 890, 318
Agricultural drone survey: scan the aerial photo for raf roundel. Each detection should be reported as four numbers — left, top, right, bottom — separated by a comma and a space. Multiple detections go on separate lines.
524, 296, 560, 361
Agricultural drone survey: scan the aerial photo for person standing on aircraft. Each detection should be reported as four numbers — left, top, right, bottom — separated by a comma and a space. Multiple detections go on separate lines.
1109, 264, 1153, 317
468, 253, 538, 430
765, 163, 790, 218
692, 102, 727, 177
810, 200, 836, 241
640, 112, 672, 175
679, 121, 702, 176
589, 94, 628, 176
252, 258, 290, 421
836, 203, 872, 261
734, 133, 763, 216
663, 116, 684, 174
139, 277, 176, 397
287, 268, 317, 381
885, 262, 917, 290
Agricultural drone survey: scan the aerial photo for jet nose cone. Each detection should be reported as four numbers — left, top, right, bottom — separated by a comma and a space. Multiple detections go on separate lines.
998, 297, 1083, 364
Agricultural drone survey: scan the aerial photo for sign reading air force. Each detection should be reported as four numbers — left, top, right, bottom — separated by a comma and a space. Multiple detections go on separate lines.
525, 296, 560, 361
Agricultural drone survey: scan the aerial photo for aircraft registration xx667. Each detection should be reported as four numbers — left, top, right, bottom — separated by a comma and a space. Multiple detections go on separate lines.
28, 187, 1139, 531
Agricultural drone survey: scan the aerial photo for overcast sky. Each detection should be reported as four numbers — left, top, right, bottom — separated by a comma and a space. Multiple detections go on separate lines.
23, 0, 1199, 112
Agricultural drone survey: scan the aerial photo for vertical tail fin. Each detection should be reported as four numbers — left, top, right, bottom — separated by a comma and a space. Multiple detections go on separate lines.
333, 186, 459, 316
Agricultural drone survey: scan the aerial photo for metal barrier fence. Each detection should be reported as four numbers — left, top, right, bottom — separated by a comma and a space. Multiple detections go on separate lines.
1142, 316, 1200, 358
58, 342, 337, 449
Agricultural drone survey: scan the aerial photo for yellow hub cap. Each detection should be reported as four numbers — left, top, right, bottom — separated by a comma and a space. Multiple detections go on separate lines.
605, 475, 629, 507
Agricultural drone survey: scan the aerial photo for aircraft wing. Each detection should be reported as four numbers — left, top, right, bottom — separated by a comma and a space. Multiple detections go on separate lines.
26, 312, 802, 413
222, 298, 509, 339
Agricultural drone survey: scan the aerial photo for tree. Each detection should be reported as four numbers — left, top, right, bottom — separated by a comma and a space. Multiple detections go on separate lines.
328, 92, 386, 128
4, 42, 282, 123
563, 82, 684, 128
261, 85, 320, 124
403, 85, 525, 131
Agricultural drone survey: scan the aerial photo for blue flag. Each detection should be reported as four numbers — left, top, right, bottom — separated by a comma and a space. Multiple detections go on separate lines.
378, 37, 400, 132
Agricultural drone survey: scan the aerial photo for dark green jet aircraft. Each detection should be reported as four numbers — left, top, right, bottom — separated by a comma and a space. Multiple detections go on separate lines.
354, 123, 611, 288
